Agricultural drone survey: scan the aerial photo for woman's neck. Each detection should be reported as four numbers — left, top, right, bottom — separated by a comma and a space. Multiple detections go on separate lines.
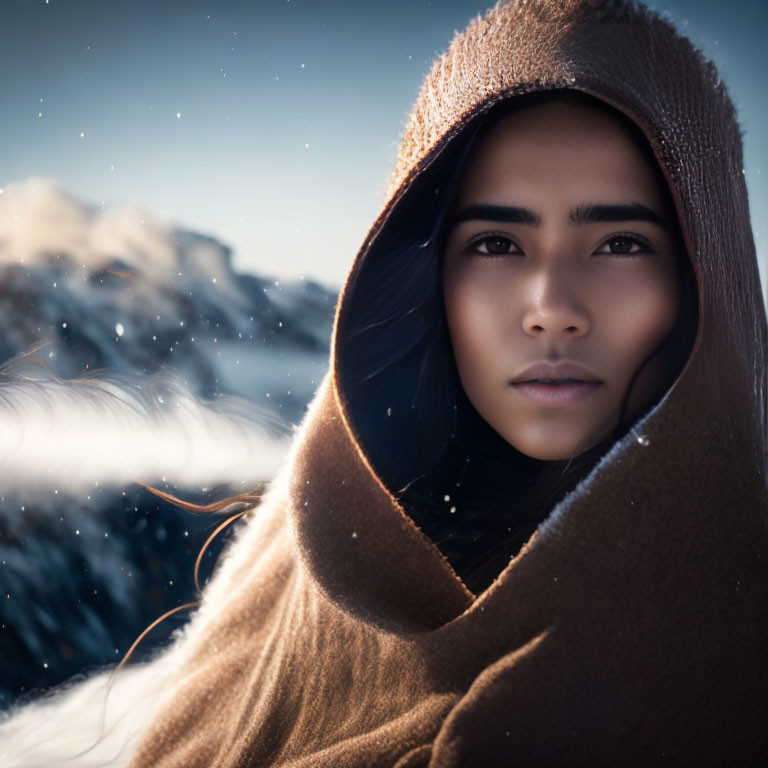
401, 401, 609, 593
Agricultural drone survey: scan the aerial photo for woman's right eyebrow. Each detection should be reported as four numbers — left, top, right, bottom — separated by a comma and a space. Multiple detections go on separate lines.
448, 202, 667, 230
450, 204, 540, 228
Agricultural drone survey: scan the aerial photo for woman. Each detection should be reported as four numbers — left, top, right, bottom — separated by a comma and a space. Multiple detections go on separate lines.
3, 0, 766, 765
337, 87, 696, 596
123, 1, 767, 765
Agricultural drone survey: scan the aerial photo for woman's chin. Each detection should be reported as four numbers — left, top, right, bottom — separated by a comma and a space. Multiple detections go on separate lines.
502, 426, 611, 461
514, 443, 585, 461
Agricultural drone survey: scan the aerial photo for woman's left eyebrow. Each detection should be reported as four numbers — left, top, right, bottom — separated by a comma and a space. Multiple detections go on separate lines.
448, 202, 667, 230
570, 203, 667, 228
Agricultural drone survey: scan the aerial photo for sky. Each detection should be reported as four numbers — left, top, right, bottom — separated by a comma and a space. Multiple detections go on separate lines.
0, 0, 765, 288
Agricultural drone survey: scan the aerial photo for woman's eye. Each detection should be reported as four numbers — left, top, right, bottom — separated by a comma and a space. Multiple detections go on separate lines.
470, 235, 520, 256
595, 236, 650, 256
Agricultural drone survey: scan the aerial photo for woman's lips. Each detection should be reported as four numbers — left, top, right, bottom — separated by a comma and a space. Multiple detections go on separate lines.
510, 361, 603, 407
511, 379, 603, 407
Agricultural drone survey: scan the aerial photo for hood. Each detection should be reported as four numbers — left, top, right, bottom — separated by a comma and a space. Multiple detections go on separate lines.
119, 5, 768, 766
289, 0, 768, 630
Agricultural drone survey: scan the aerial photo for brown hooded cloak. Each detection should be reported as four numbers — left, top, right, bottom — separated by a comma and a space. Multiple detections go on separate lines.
127, 1, 768, 765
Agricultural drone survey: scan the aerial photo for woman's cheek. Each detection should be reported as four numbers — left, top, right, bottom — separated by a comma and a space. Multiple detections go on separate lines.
600, 262, 678, 344
608, 270, 680, 417
445, 277, 501, 400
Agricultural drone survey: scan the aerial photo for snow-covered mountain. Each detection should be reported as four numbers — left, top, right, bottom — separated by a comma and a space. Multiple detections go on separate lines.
0, 177, 334, 422
0, 178, 337, 709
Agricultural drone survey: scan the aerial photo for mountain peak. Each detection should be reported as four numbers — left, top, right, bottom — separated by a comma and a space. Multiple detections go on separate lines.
0, 177, 232, 282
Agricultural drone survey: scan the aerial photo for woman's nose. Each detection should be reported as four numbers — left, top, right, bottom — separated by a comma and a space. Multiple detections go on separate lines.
521, 267, 591, 339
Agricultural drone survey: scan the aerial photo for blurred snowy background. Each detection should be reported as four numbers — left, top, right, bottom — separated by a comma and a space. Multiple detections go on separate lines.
0, 177, 334, 708
0, 0, 765, 709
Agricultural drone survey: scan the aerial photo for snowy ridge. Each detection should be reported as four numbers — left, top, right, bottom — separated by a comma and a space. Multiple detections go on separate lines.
0, 178, 337, 714
0, 177, 334, 420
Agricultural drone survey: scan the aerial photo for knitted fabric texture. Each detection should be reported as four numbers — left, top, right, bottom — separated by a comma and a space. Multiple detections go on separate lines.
127, 1, 768, 765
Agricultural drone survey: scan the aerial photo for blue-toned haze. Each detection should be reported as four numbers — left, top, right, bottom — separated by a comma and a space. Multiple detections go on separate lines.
0, 0, 765, 286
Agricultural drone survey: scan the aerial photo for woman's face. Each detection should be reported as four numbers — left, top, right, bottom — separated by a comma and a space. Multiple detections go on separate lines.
442, 100, 681, 461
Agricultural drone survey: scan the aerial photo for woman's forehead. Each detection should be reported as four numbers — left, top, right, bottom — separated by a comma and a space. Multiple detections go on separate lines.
455, 101, 670, 214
